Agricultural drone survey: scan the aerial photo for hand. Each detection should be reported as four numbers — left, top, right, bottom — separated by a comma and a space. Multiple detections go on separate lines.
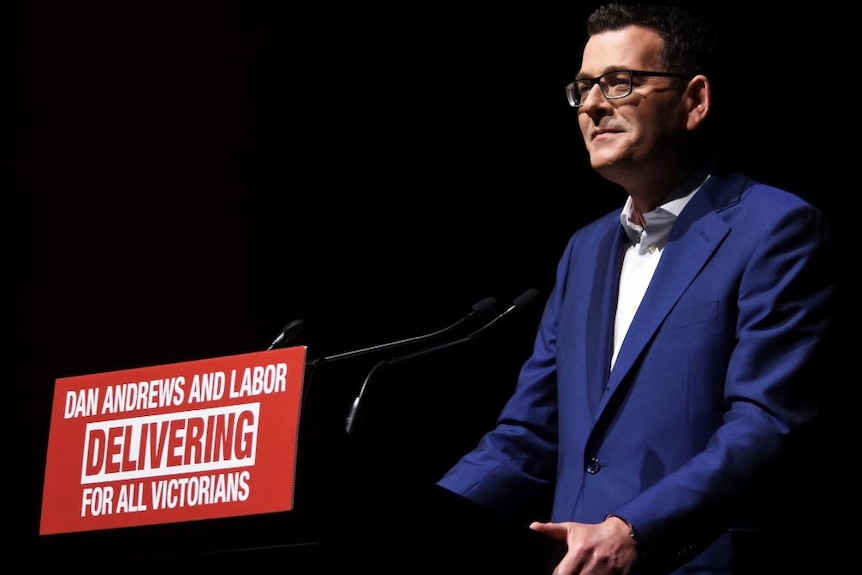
529, 516, 638, 575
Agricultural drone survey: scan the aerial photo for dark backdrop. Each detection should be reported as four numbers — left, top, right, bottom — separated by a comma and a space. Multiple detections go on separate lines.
8, 1, 850, 571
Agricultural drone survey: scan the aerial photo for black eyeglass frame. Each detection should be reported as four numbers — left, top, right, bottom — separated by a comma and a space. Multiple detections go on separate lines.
565, 70, 689, 108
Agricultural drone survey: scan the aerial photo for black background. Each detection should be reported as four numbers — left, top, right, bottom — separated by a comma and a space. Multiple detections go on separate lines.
8, 1, 851, 571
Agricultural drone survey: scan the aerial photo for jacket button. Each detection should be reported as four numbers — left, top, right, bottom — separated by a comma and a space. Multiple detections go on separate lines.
586, 457, 602, 474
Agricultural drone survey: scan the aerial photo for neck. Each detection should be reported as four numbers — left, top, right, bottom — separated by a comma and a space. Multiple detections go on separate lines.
617, 153, 712, 214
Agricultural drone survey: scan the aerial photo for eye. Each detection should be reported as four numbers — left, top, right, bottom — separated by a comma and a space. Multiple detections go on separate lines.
601, 71, 632, 97
576, 80, 594, 98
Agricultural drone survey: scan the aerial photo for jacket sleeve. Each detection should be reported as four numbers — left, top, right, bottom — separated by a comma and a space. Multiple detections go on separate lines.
434, 232, 583, 521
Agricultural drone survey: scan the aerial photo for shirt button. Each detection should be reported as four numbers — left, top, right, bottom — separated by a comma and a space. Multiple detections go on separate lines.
647, 244, 657, 254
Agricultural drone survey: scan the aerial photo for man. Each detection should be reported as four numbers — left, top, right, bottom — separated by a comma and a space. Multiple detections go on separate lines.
436, 3, 835, 574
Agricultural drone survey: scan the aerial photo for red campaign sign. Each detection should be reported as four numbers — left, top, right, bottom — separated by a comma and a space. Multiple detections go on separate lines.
40, 346, 307, 535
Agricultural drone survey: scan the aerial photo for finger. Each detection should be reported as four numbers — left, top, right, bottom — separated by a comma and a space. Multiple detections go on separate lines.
529, 521, 568, 541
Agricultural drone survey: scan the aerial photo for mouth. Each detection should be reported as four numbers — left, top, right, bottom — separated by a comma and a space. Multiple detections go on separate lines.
591, 128, 622, 141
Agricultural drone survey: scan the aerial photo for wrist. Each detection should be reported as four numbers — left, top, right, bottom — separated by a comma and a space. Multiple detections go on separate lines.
605, 513, 638, 542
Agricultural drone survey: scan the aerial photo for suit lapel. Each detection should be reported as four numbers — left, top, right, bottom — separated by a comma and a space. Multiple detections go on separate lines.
586, 221, 627, 415
595, 176, 740, 418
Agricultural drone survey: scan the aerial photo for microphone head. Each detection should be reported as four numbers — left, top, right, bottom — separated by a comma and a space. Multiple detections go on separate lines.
472, 296, 498, 321
281, 318, 306, 339
512, 288, 540, 312
267, 318, 306, 350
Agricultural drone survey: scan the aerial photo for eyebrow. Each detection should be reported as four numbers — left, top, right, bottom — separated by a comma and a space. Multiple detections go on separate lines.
574, 66, 631, 80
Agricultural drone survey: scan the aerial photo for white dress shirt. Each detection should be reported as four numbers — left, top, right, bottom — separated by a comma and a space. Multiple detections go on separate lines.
611, 173, 710, 370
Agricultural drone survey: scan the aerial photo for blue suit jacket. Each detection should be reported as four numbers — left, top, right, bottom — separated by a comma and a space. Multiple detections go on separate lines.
437, 173, 835, 573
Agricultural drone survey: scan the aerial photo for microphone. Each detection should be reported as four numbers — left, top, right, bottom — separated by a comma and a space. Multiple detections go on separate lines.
267, 318, 306, 350
345, 288, 540, 435
321, 296, 499, 364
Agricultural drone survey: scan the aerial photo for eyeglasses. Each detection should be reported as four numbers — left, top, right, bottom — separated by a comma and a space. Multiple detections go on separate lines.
565, 70, 688, 108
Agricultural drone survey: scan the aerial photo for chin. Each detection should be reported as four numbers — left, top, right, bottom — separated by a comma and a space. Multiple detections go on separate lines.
589, 155, 619, 172
586, 144, 618, 163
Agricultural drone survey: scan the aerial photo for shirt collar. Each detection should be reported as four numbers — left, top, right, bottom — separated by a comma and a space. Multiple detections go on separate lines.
620, 171, 711, 250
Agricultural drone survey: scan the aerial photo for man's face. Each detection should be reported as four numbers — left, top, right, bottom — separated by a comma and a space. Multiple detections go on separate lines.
577, 26, 688, 187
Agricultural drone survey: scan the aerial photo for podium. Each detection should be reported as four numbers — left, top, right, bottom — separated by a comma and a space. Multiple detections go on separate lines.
37, 302, 553, 574
293, 340, 558, 575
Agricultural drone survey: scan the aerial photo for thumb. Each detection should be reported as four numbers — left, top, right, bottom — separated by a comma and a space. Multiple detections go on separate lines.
529, 521, 568, 542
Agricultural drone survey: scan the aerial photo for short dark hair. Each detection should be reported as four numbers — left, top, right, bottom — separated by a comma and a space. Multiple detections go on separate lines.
586, 3, 719, 83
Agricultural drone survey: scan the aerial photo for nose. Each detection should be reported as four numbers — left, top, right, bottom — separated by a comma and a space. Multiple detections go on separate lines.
579, 83, 607, 111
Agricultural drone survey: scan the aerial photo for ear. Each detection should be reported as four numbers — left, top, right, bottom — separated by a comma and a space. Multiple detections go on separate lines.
684, 74, 710, 130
